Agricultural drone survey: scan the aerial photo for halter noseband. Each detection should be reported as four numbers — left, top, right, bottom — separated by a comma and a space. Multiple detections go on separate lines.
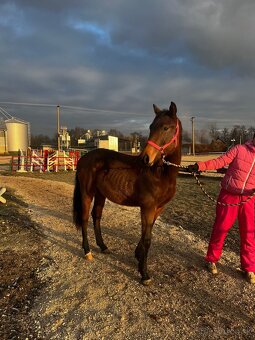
147, 120, 179, 155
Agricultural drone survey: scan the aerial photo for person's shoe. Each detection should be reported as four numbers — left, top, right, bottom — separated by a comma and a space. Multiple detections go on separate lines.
246, 272, 255, 284
206, 262, 218, 274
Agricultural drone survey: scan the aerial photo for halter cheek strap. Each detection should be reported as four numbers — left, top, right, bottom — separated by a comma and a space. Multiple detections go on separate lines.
147, 120, 179, 154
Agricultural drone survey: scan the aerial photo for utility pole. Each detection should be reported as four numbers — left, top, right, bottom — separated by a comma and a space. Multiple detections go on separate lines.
57, 105, 60, 152
191, 116, 195, 156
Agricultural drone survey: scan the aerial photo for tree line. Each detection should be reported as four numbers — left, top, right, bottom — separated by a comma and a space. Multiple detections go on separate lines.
208, 124, 255, 146
30, 127, 147, 149
31, 124, 255, 149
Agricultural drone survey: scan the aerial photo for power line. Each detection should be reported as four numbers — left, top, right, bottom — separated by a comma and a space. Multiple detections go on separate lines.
0, 107, 13, 119
0, 102, 56, 108
0, 101, 144, 116
0, 106, 31, 123
0, 101, 253, 131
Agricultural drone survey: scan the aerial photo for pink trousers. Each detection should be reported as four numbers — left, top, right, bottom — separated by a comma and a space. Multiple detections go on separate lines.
206, 189, 255, 272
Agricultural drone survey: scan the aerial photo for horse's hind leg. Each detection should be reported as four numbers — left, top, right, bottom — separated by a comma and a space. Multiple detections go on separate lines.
91, 190, 108, 252
81, 194, 93, 260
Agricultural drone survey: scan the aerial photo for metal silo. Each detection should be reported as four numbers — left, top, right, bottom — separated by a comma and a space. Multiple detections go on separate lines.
5, 118, 30, 153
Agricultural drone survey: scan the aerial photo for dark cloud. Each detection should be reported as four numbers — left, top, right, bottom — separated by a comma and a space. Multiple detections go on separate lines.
0, 0, 254, 137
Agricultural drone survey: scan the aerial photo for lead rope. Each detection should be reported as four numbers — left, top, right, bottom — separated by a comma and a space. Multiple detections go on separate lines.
162, 155, 255, 207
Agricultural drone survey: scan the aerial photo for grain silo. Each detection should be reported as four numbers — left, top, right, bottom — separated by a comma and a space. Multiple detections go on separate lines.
0, 119, 8, 154
5, 118, 30, 153
0, 108, 30, 153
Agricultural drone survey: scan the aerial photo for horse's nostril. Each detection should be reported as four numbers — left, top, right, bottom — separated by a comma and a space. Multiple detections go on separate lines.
143, 154, 149, 165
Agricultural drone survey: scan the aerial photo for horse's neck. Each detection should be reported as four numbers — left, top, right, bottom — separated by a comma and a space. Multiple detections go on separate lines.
149, 152, 180, 180
160, 146, 181, 165
166, 150, 181, 165
162, 150, 181, 176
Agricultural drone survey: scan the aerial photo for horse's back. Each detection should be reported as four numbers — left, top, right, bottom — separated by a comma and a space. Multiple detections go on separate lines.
77, 148, 140, 172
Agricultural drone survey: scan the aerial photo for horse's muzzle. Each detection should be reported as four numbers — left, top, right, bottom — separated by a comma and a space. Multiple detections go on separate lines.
142, 154, 153, 166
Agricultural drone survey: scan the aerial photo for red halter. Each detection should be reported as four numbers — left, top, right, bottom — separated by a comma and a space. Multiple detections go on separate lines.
147, 120, 179, 155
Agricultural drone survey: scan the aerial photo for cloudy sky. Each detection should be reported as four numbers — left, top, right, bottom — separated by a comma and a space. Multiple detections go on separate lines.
0, 0, 255, 137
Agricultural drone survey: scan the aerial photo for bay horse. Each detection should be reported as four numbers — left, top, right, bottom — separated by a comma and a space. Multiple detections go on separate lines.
73, 101, 182, 285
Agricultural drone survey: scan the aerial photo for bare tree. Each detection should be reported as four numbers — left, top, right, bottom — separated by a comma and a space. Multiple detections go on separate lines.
108, 129, 124, 138
209, 123, 219, 140
31, 134, 52, 148
196, 129, 209, 144
182, 130, 191, 142
221, 128, 229, 144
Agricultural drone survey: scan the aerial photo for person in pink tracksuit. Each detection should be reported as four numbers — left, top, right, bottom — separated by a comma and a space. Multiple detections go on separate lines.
188, 133, 255, 283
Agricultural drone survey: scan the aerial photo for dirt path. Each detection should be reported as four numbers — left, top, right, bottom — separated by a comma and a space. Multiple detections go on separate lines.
1, 175, 255, 339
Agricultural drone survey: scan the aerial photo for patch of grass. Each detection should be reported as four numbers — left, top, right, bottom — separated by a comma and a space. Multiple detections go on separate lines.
162, 174, 240, 254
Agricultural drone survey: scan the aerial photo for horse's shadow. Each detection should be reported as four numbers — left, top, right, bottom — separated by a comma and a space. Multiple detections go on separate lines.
28, 203, 72, 223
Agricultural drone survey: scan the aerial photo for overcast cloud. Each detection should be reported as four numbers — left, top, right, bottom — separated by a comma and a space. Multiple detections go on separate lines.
0, 0, 254, 136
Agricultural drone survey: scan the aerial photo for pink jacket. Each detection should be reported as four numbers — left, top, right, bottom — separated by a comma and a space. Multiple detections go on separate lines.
197, 141, 255, 195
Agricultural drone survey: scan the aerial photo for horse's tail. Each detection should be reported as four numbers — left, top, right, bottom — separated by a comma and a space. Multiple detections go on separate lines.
73, 173, 82, 229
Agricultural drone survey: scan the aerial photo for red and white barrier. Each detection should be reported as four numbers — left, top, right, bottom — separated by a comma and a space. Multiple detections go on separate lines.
11, 150, 80, 172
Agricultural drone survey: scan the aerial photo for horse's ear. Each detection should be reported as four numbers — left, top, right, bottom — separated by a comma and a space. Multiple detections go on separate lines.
153, 104, 161, 115
169, 101, 177, 116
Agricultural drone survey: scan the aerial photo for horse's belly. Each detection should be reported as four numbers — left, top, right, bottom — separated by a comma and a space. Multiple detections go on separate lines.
96, 170, 137, 206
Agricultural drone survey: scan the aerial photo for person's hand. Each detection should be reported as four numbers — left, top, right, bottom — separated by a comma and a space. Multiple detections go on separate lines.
187, 163, 199, 173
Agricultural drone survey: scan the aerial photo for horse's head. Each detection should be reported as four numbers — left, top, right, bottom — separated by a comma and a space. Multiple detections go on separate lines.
141, 101, 181, 166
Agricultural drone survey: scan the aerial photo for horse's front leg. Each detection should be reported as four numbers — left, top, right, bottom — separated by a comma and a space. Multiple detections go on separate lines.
135, 207, 156, 285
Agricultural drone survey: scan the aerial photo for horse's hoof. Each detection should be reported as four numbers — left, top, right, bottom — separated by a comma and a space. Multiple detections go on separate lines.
85, 252, 93, 261
102, 248, 110, 254
141, 278, 152, 286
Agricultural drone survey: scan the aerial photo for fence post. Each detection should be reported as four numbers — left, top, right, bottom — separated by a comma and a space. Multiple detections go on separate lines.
63, 151, 67, 171
11, 156, 14, 172
16, 150, 27, 173
55, 151, 58, 172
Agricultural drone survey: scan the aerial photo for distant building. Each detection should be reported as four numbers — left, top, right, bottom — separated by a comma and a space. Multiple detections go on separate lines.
182, 138, 227, 154
59, 126, 70, 150
84, 130, 92, 140
78, 129, 93, 145
209, 138, 227, 152
96, 135, 118, 152
95, 129, 107, 137
118, 137, 133, 152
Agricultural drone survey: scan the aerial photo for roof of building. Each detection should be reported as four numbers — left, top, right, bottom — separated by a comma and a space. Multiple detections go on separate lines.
4, 117, 28, 124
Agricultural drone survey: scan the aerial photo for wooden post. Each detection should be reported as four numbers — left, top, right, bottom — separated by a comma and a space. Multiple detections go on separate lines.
57, 105, 60, 152
191, 117, 195, 156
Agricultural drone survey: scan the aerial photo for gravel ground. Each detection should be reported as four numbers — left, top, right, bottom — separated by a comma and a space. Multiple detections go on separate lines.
1, 174, 255, 340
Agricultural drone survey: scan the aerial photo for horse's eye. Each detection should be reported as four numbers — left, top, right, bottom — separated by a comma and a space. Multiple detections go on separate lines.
163, 126, 169, 131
